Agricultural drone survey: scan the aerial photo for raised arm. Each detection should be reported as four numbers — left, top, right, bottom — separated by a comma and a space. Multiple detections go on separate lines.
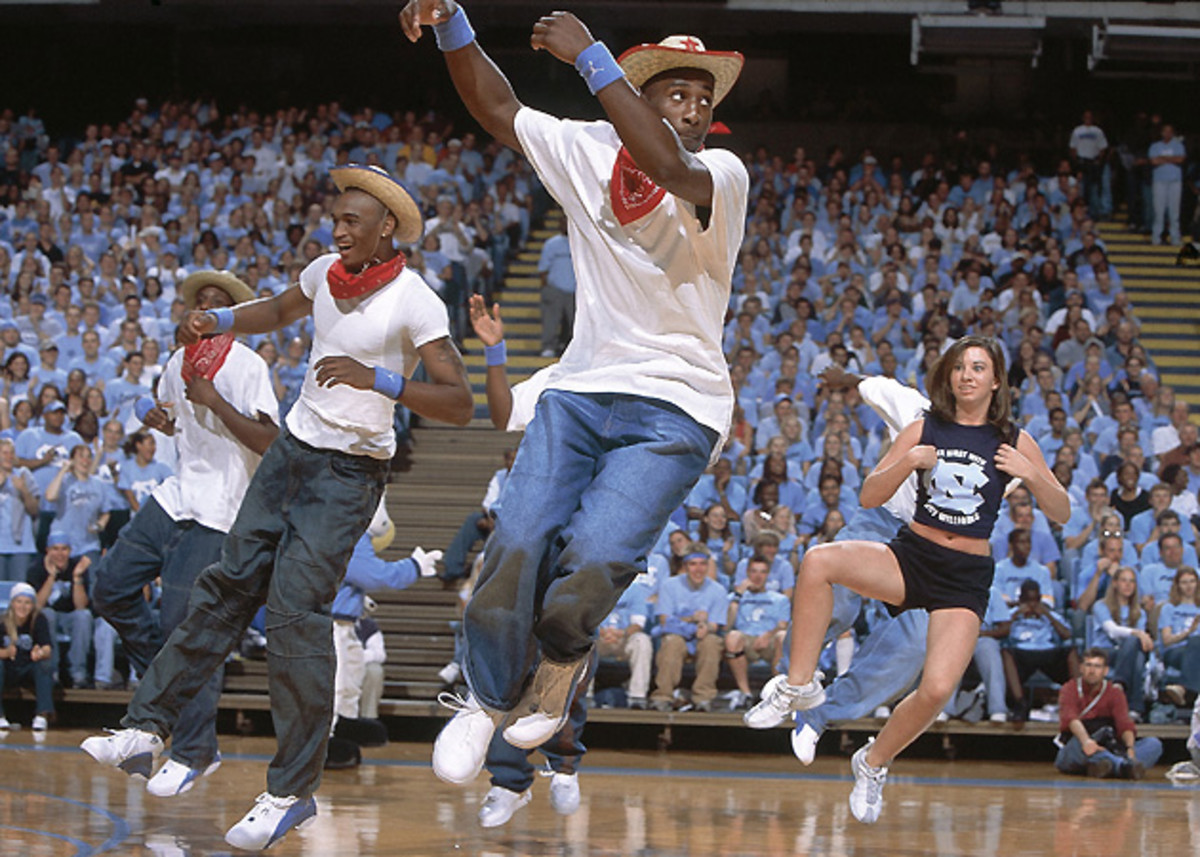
468, 294, 512, 429
400, 0, 523, 152
532, 12, 715, 207
179, 285, 313, 345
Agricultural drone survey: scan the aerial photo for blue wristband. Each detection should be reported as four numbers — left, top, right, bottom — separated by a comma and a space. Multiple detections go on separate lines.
208, 307, 235, 333
434, 6, 475, 52
373, 366, 406, 400
484, 341, 507, 367
574, 41, 625, 96
134, 396, 157, 422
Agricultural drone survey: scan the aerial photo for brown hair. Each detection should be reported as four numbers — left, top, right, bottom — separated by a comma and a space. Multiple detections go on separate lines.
926, 335, 1017, 441
1168, 566, 1200, 607
1103, 566, 1142, 629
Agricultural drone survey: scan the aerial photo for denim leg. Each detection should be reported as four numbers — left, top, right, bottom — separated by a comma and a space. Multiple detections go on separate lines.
974, 636, 1008, 717
32, 659, 54, 714
541, 681, 589, 775
1111, 636, 1147, 713
92, 619, 117, 683
0, 553, 34, 582
1134, 736, 1163, 770
123, 434, 296, 737
159, 524, 226, 768
68, 609, 93, 685
91, 498, 180, 674
1180, 636, 1200, 693
465, 392, 714, 710
811, 610, 927, 731
443, 512, 486, 582
486, 731, 536, 793
1153, 182, 1168, 242
827, 585, 863, 641
261, 441, 386, 798
1054, 736, 1125, 775
534, 397, 715, 663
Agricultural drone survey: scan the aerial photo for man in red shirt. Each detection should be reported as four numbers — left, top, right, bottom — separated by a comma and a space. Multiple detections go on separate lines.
1055, 648, 1162, 779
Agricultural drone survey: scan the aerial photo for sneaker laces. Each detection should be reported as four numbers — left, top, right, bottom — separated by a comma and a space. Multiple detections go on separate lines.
436, 691, 477, 713
857, 754, 888, 803
251, 792, 298, 811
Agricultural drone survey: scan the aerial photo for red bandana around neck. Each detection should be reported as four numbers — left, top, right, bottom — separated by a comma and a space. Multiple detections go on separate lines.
610, 146, 666, 226
182, 333, 234, 384
326, 252, 407, 300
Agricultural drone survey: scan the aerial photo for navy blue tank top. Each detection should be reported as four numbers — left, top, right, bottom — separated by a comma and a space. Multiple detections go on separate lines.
912, 416, 1013, 539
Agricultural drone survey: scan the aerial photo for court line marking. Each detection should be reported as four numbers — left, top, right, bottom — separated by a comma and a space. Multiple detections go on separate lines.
2, 742, 1191, 795
0, 784, 131, 854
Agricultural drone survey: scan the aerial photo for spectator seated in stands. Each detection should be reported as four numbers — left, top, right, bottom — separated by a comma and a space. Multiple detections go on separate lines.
1054, 647, 1161, 779
1157, 566, 1200, 708
26, 529, 93, 688
731, 531, 795, 598
594, 573, 654, 710
1091, 566, 1153, 718
0, 581, 54, 733
649, 543, 728, 712
1003, 579, 1078, 722
723, 555, 789, 711
993, 528, 1056, 608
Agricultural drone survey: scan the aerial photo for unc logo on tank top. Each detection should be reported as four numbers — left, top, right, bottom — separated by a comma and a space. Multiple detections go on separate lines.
921, 450, 989, 528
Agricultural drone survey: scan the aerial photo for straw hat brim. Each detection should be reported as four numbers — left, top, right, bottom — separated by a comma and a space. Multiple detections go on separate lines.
179, 270, 257, 310
617, 45, 744, 107
331, 165, 424, 245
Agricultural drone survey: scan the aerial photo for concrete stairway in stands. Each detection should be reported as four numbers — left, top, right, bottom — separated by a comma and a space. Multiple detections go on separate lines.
1095, 220, 1200, 411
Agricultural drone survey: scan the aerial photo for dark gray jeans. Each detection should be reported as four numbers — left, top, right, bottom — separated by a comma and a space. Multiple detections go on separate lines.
123, 428, 387, 798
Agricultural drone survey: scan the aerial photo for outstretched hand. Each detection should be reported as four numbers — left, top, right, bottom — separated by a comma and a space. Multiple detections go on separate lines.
468, 294, 504, 346
529, 11, 595, 65
314, 355, 375, 390
399, 0, 458, 43
180, 310, 216, 345
411, 546, 443, 578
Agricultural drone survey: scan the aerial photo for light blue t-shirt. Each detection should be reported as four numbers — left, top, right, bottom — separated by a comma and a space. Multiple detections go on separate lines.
1159, 600, 1200, 652
15, 427, 83, 512
1008, 606, 1068, 651
731, 588, 790, 636
1092, 601, 1146, 649
1149, 138, 1185, 183
54, 473, 106, 556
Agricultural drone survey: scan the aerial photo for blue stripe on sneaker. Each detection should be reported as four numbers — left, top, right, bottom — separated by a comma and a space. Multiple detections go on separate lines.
267, 797, 317, 848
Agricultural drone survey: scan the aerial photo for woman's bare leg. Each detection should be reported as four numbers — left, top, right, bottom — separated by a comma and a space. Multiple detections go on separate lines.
784, 540, 906, 686
867, 608, 981, 767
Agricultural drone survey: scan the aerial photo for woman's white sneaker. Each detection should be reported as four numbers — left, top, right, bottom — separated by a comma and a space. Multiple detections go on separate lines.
848, 738, 889, 824
743, 673, 826, 729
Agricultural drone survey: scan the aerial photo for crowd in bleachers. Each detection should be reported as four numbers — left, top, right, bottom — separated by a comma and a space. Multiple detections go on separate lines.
0, 98, 539, 717
0, 95, 1197, 734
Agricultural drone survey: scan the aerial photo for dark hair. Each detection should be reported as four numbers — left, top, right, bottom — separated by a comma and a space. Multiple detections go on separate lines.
123, 429, 151, 458
925, 335, 1016, 442
1082, 647, 1109, 665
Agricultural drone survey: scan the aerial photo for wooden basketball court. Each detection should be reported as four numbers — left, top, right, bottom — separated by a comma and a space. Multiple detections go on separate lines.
0, 727, 1194, 856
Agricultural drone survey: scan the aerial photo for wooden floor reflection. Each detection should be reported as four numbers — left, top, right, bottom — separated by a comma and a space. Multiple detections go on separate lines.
1, 728, 1195, 856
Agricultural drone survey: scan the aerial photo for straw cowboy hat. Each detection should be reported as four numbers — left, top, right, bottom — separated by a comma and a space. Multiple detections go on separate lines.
179, 270, 256, 310
330, 164, 424, 245
617, 35, 744, 107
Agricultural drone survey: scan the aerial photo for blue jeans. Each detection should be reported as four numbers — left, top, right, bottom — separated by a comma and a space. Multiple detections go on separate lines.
1055, 734, 1162, 776
44, 608, 92, 686
0, 656, 55, 717
123, 428, 387, 798
974, 636, 1008, 717
92, 497, 227, 768
0, 552, 34, 582
798, 610, 929, 733
464, 391, 716, 710
443, 511, 489, 582
1163, 638, 1200, 693
1101, 636, 1148, 714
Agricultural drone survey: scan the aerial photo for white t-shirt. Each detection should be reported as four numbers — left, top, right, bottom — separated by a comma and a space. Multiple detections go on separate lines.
513, 107, 747, 441
287, 254, 450, 458
152, 341, 280, 533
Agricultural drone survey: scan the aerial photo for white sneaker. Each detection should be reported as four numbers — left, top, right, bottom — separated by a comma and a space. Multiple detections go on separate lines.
989, 712, 1008, 724
81, 727, 164, 779
31, 715, 48, 732
503, 656, 590, 750
743, 673, 826, 729
225, 792, 317, 851
790, 722, 822, 765
437, 662, 462, 685
848, 738, 889, 824
147, 754, 223, 797
548, 772, 580, 815
0, 716, 12, 731
478, 786, 531, 828
725, 690, 748, 711
872, 705, 891, 719
935, 711, 950, 723
432, 691, 502, 784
